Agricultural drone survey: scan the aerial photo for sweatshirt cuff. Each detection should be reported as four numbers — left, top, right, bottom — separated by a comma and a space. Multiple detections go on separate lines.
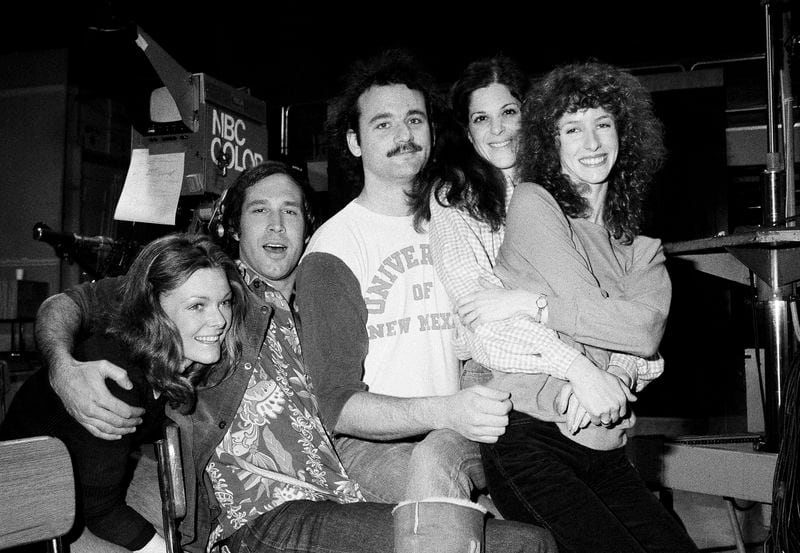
546, 296, 577, 337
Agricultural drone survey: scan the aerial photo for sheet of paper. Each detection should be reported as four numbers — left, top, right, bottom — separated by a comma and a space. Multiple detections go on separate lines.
114, 149, 184, 225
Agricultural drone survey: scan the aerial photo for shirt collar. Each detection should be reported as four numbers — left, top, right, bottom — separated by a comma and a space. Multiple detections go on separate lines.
236, 259, 293, 309
237, 259, 269, 287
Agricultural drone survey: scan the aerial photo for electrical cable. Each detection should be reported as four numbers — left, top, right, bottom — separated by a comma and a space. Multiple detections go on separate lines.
748, 269, 800, 552
791, 301, 800, 344
764, 347, 800, 552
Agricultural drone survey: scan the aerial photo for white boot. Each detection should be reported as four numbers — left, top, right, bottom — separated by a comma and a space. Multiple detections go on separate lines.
392, 497, 486, 553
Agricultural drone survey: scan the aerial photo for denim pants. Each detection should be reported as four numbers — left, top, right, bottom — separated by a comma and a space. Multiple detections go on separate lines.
224, 500, 394, 553
335, 429, 486, 503
225, 499, 559, 553
482, 411, 700, 553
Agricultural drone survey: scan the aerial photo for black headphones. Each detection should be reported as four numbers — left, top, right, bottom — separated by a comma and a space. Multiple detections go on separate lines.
206, 188, 231, 240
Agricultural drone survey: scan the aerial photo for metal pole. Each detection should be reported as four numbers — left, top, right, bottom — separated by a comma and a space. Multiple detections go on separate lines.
762, 0, 785, 228
155, 439, 182, 553
757, 0, 794, 453
764, 2, 780, 155
780, 7, 795, 224
757, 281, 792, 452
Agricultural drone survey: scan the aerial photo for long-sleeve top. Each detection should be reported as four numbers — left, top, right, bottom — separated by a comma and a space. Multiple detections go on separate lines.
200, 263, 363, 547
495, 183, 670, 387
0, 329, 165, 550
429, 181, 670, 450
428, 181, 664, 389
295, 200, 460, 430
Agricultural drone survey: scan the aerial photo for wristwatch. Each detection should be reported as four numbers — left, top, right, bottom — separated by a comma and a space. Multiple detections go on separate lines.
533, 294, 548, 324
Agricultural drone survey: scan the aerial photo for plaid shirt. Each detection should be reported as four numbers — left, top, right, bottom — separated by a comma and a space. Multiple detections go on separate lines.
427, 183, 663, 391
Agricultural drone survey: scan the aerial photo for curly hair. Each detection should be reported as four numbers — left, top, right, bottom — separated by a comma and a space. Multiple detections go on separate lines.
518, 61, 665, 243
326, 48, 445, 196
107, 232, 246, 414
214, 160, 318, 258
413, 55, 530, 231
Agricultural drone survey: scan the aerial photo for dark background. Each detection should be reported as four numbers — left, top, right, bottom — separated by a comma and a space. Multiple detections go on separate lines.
0, 1, 777, 109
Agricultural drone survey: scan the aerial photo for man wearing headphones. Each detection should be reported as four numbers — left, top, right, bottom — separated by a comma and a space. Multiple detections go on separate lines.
36, 162, 401, 553
37, 160, 315, 440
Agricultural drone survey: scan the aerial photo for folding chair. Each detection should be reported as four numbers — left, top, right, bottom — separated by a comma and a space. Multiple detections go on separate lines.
0, 435, 75, 552
155, 422, 185, 553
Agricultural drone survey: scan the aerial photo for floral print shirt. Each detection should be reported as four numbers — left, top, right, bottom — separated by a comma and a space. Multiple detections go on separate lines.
206, 262, 363, 547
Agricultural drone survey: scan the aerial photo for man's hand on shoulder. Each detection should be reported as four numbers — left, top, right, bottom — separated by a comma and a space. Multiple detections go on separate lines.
49, 357, 144, 440
37, 286, 142, 440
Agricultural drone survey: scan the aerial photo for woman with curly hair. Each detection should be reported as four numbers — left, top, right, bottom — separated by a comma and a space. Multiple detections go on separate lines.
455, 61, 699, 552
0, 232, 246, 553
418, 55, 664, 432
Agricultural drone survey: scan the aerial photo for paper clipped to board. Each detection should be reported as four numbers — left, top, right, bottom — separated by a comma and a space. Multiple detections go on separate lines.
114, 149, 184, 225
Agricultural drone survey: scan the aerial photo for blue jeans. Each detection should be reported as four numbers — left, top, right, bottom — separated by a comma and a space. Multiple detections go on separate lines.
335, 429, 485, 503
461, 358, 493, 388
482, 412, 700, 553
225, 499, 557, 553
224, 500, 394, 553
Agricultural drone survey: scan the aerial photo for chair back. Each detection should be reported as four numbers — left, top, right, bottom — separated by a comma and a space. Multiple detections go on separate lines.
0, 435, 75, 552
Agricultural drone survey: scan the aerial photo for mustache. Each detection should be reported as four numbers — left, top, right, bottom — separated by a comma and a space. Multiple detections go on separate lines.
387, 141, 423, 157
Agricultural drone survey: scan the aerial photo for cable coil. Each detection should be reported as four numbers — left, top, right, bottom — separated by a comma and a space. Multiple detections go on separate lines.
765, 349, 800, 552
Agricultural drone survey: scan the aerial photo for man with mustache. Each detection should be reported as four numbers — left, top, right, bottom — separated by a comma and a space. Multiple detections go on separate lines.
294, 49, 527, 551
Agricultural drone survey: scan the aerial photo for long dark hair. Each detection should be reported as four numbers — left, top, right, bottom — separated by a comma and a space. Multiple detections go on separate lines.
519, 60, 666, 243
108, 232, 246, 413
412, 55, 530, 231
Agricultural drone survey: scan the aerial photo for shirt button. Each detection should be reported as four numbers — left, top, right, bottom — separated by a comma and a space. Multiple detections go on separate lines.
218, 420, 227, 429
